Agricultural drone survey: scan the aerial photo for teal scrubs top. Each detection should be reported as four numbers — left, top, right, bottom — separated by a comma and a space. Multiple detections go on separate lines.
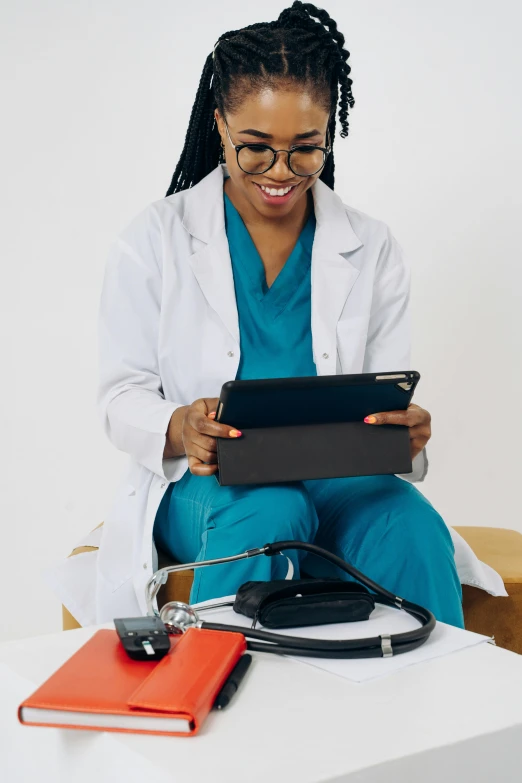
223, 188, 317, 380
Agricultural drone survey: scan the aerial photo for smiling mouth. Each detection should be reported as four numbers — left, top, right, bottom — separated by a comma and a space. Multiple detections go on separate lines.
253, 182, 299, 197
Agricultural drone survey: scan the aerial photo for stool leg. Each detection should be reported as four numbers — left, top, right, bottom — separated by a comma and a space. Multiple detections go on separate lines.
62, 605, 82, 631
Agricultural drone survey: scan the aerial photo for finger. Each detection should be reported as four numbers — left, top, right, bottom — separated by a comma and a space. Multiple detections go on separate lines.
190, 397, 220, 420
188, 410, 242, 439
409, 420, 429, 435
364, 410, 409, 425
191, 398, 212, 413
364, 406, 425, 426
186, 442, 218, 464
190, 430, 218, 454
187, 454, 218, 476
407, 423, 431, 440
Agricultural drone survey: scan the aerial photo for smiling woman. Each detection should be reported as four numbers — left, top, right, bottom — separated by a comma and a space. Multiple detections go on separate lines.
166, 1, 354, 197
47, 1, 504, 631
147, 1, 463, 625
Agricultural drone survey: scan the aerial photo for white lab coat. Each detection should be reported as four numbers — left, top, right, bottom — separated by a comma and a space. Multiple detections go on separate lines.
44, 162, 507, 626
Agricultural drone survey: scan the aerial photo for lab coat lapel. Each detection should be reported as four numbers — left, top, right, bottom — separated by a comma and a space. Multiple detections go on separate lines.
182, 164, 240, 345
182, 164, 365, 363
310, 177, 364, 374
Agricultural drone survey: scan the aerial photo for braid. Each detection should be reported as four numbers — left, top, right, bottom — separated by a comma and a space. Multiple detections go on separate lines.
165, 2, 355, 195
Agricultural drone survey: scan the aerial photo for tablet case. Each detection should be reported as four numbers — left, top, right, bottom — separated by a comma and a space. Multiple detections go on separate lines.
216, 420, 412, 485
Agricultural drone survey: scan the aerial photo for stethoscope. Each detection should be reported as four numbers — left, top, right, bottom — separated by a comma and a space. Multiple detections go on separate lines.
145, 540, 436, 659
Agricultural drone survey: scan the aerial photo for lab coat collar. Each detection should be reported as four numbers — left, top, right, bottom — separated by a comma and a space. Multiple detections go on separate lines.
182, 163, 364, 255
181, 163, 364, 366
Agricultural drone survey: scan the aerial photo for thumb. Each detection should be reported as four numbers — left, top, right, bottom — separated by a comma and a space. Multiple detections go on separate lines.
203, 397, 220, 418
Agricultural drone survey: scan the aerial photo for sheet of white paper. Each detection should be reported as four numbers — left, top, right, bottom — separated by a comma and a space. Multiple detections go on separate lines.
193, 596, 492, 683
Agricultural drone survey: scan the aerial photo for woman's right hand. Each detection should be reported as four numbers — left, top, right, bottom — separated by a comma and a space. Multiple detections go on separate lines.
166, 397, 242, 476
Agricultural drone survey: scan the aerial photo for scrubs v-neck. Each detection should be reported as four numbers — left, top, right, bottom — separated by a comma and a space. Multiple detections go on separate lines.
223, 189, 317, 379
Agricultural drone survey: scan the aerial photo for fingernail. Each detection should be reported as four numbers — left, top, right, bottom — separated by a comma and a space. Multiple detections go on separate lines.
208, 412, 216, 419
229, 429, 242, 438
364, 416, 377, 424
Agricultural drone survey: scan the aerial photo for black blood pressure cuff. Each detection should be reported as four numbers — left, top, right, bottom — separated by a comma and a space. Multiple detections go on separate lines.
233, 578, 375, 629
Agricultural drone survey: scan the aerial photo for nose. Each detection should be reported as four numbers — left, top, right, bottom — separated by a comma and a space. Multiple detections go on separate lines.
268, 150, 293, 181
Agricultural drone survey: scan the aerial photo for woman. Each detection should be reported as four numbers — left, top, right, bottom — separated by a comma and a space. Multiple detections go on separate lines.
52, 2, 504, 629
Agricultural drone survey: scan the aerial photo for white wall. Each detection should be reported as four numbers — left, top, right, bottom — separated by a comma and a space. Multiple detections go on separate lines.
2, 0, 521, 642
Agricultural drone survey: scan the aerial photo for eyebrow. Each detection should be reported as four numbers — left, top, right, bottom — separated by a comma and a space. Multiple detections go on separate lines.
237, 128, 322, 140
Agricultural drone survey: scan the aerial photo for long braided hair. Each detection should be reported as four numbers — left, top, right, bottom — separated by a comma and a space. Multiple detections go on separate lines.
165, 1, 354, 196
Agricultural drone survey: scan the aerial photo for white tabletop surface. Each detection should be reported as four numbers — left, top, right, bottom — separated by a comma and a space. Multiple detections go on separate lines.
1, 622, 522, 783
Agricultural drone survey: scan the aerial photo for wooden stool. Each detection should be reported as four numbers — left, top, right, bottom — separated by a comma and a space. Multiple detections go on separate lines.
453, 526, 522, 654
62, 525, 522, 654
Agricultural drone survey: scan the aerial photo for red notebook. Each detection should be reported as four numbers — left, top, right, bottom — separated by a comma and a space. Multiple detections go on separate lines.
18, 627, 246, 737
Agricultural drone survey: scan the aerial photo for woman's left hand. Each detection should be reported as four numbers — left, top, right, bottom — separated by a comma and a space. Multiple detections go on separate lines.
363, 403, 431, 461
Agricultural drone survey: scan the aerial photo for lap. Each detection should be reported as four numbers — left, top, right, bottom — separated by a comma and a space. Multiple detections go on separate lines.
304, 474, 430, 519
155, 471, 463, 626
305, 474, 451, 558
301, 475, 455, 586
156, 471, 444, 562
154, 469, 317, 564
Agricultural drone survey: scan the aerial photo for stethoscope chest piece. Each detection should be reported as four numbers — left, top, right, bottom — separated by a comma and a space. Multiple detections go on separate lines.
160, 601, 201, 634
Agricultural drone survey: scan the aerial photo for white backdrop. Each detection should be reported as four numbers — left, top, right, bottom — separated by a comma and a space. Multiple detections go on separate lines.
2, 0, 521, 642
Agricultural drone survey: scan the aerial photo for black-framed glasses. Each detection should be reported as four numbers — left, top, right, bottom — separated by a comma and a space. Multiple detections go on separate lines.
223, 118, 331, 177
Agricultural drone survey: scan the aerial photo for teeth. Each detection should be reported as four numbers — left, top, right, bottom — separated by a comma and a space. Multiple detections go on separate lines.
259, 184, 295, 196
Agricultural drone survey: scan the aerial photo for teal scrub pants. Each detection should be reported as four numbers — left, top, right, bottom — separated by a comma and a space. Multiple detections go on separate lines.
153, 470, 464, 628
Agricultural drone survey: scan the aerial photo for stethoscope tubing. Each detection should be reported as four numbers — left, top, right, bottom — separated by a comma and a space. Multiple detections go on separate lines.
201, 596, 433, 658
149, 539, 437, 658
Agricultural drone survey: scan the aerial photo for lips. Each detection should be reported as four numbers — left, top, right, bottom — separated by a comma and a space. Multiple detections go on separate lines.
253, 181, 299, 204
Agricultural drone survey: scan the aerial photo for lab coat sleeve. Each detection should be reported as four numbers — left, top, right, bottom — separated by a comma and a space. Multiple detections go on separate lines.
362, 225, 428, 483
97, 205, 185, 481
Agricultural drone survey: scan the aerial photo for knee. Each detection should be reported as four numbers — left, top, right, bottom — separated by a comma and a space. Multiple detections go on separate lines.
387, 493, 454, 563
212, 482, 318, 543
249, 483, 318, 542
264, 483, 318, 542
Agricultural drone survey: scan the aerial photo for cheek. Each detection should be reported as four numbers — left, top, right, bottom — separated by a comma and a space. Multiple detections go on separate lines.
226, 155, 248, 182
301, 174, 319, 195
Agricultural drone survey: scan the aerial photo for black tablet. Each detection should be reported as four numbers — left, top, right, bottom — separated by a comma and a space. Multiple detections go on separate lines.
215, 371, 420, 430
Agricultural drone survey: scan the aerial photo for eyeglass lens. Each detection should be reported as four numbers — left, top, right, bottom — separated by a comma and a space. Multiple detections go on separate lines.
238, 145, 326, 176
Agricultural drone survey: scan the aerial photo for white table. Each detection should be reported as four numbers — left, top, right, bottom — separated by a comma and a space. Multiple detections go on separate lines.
1, 622, 522, 783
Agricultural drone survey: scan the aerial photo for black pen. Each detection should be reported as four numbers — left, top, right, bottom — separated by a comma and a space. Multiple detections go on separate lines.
214, 653, 252, 710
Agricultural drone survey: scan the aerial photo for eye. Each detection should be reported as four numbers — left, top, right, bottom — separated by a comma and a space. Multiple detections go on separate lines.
291, 145, 319, 153
243, 144, 273, 154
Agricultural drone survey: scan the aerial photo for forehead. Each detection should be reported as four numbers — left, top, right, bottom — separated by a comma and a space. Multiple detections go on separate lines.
228, 88, 328, 137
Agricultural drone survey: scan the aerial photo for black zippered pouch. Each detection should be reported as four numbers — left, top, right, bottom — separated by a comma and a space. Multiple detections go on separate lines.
233, 578, 375, 629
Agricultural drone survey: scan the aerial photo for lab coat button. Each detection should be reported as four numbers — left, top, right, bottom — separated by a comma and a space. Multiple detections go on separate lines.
160, 483, 165, 488
143, 563, 148, 569
227, 351, 234, 357
322, 352, 329, 359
